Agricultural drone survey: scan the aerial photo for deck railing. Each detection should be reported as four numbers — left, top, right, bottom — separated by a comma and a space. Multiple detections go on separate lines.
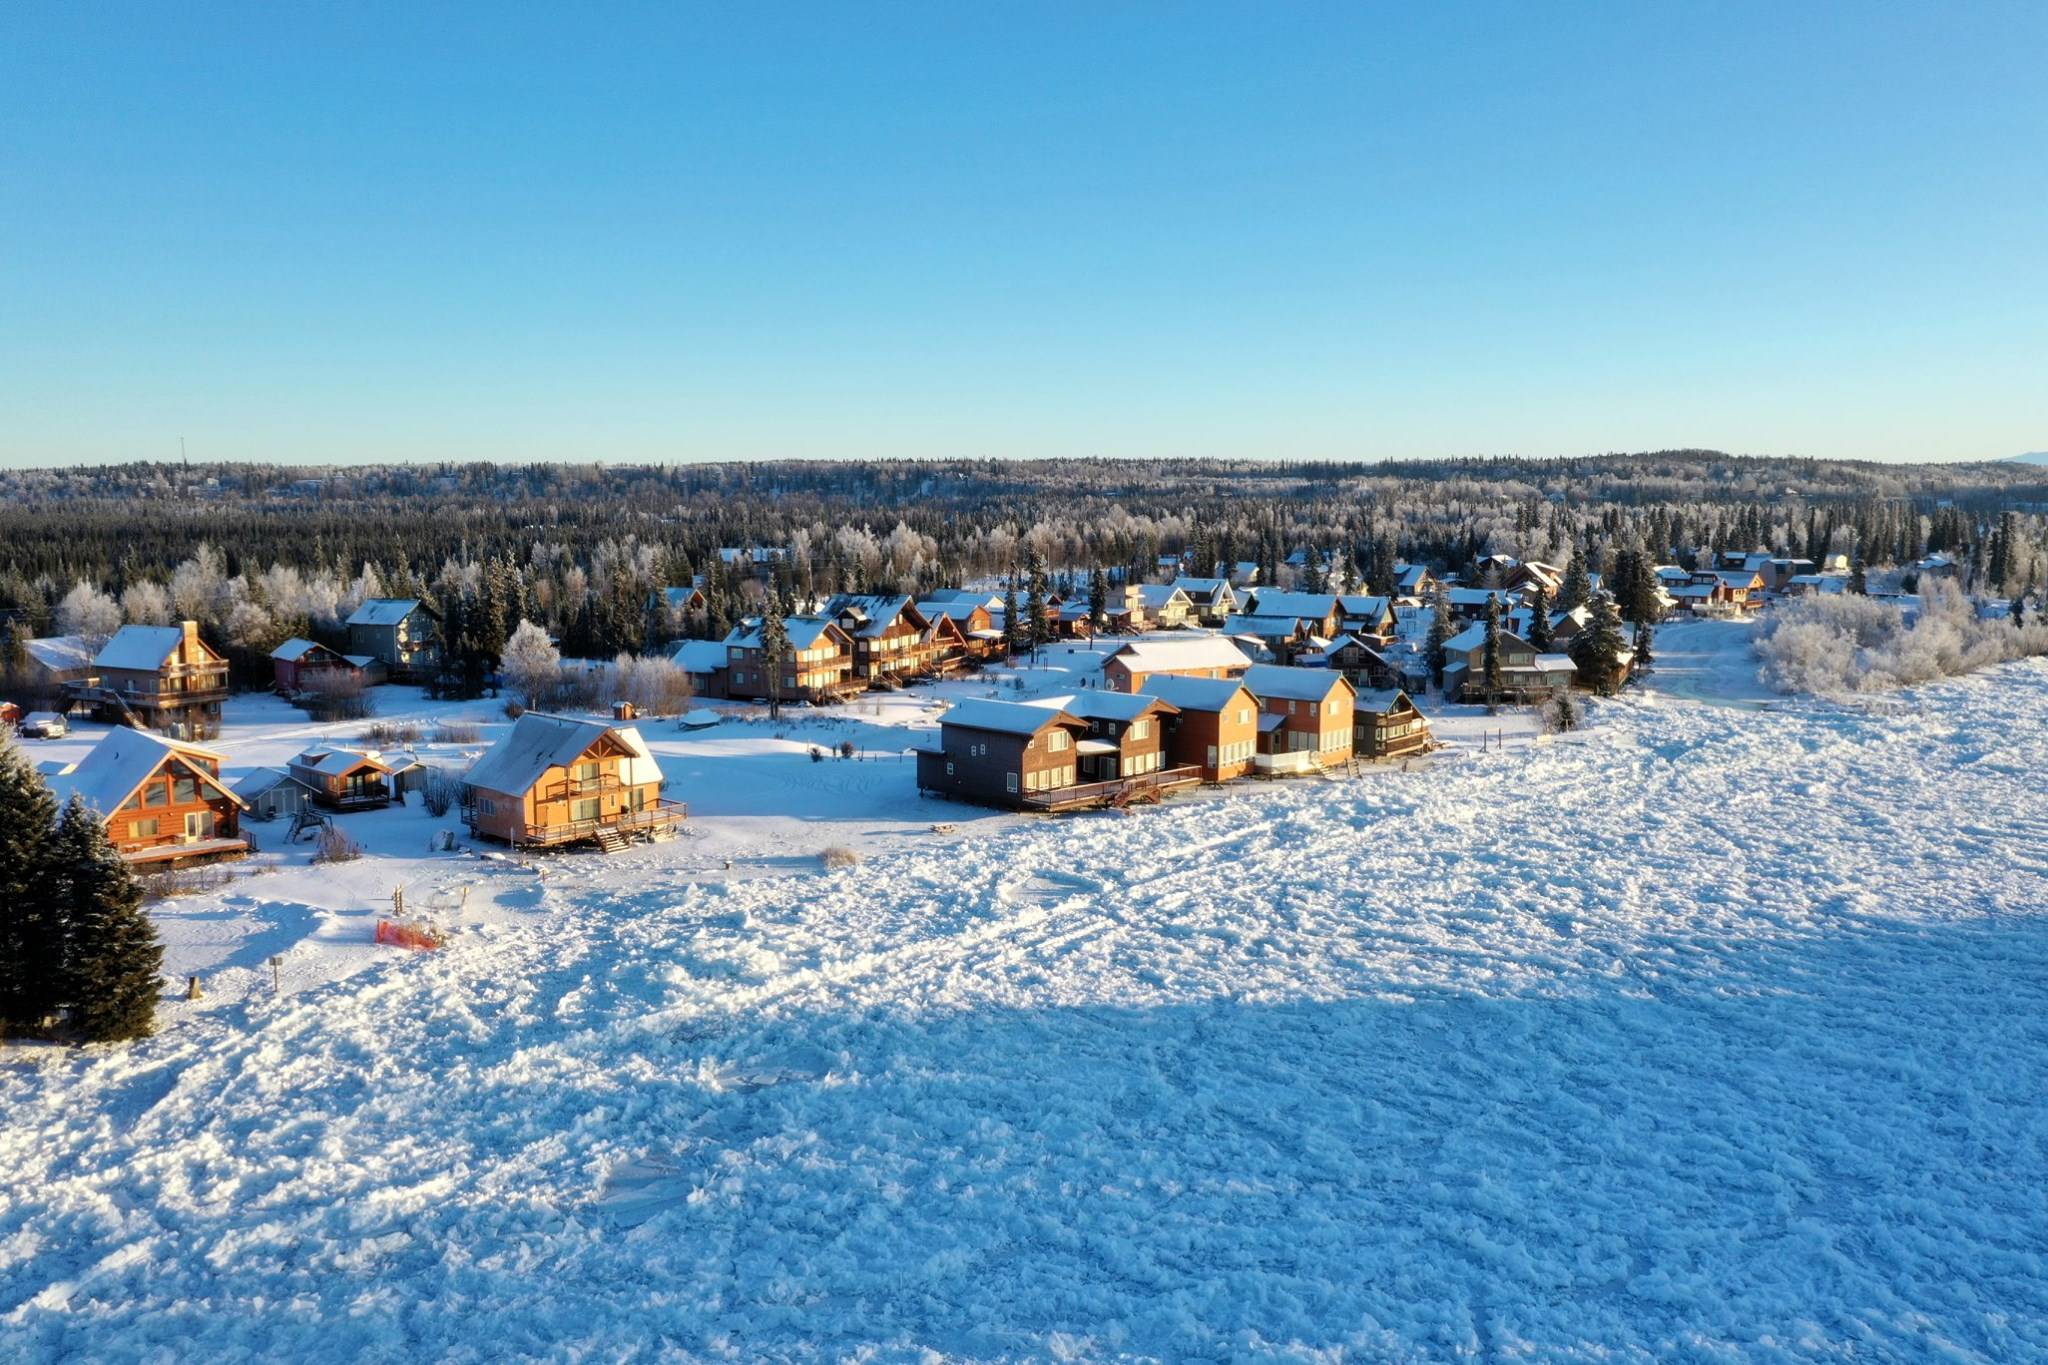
502, 798, 689, 846
1022, 765, 1201, 810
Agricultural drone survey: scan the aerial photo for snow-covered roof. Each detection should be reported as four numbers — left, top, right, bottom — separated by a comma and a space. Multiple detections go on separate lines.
1446, 588, 1518, 608
1171, 576, 1232, 597
1353, 688, 1415, 715
1532, 654, 1579, 673
1395, 565, 1430, 590
1075, 738, 1118, 757
24, 635, 95, 672
94, 624, 186, 672
1338, 595, 1392, 618
1443, 622, 1533, 654
724, 616, 844, 651
46, 727, 243, 815
270, 637, 339, 662
1241, 664, 1350, 703
464, 712, 663, 796
1037, 691, 1177, 724
346, 598, 428, 627
1221, 614, 1310, 639
937, 698, 1080, 737
823, 594, 919, 638
668, 639, 730, 674
290, 747, 392, 778
234, 766, 315, 798
1711, 570, 1763, 588
1137, 675, 1253, 712
656, 586, 704, 610
915, 599, 987, 623
1107, 636, 1253, 674
1245, 590, 1341, 619
1134, 584, 1190, 610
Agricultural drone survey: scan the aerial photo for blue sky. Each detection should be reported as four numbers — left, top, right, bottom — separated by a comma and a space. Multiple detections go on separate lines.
2, 2, 2042, 467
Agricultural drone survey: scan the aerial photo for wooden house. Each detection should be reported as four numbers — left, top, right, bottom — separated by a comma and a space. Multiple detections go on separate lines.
21, 635, 97, 693
1688, 569, 1764, 612
1220, 614, 1319, 662
270, 638, 368, 694
1101, 636, 1253, 693
285, 746, 396, 811
1337, 594, 1397, 639
234, 766, 321, 822
68, 621, 229, 740
651, 584, 711, 639
1240, 590, 1346, 639
915, 698, 1197, 811
345, 598, 442, 680
1444, 587, 1521, 623
1352, 689, 1432, 760
462, 712, 685, 852
1056, 692, 1190, 786
1133, 584, 1195, 630
1505, 562, 1564, 599
1393, 563, 1435, 598
1439, 623, 1578, 701
823, 595, 941, 681
46, 727, 249, 865
1169, 576, 1239, 626
916, 598, 1005, 660
1325, 635, 1404, 691
1138, 675, 1261, 782
1240, 665, 1354, 774
722, 616, 859, 703
667, 639, 731, 699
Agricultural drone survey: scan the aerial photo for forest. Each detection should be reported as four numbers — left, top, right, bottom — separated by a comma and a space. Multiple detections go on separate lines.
2, 451, 2043, 697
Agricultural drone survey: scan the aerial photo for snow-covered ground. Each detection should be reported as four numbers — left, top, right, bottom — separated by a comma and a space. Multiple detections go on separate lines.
6, 631, 2048, 1360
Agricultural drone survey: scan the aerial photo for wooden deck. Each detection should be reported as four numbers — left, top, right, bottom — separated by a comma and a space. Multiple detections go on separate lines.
497, 799, 689, 849
1022, 765, 1202, 812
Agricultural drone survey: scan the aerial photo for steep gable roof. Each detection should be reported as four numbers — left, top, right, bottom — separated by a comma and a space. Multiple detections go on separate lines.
94, 625, 188, 672
46, 727, 244, 815
724, 616, 847, 652
346, 598, 432, 628
1036, 691, 1178, 724
1137, 675, 1255, 712
937, 698, 1082, 737
464, 712, 662, 796
24, 635, 96, 672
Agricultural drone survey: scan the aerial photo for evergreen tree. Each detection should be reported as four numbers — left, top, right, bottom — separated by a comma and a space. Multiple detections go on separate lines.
1003, 575, 1026, 660
1849, 551, 1868, 595
1527, 584, 1554, 651
51, 797, 162, 1043
1560, 553, 1591, 612
1481, 597, 1504, 702
1424, 582, 1454, 687
0, 731, 62, 1036
1024, 550, 1050, 657
760, 597, 789, 722
1087, 565, 1108, 638
1570, 595, 1628, 696
1632, 618, 1655, 676
1304, 547, 1327, 594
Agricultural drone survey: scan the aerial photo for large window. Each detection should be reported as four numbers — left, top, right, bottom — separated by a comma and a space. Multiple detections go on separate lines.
132, 818, 159, 839
1046, 730, 1071, 753
144, 781, 167, 807
173, 774, 198, 803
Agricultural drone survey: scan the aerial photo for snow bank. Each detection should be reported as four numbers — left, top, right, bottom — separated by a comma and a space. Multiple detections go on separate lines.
1756, 581, 2048, 695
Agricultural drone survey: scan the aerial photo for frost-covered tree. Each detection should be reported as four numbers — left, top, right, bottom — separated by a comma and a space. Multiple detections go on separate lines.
500, 619, 562, 708
57, 580, 122, 649
1088, 565, 1108, 637
1424, 582, 1454, 687
1003, 576, 1025, 659
1481, 598, 1503, 702
50, 797, 162, 1043
1633, 618, 1656, 675
120, 580, 173, 627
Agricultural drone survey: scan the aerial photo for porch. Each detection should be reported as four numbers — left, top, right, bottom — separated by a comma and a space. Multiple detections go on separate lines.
1022, 764, 1201, 812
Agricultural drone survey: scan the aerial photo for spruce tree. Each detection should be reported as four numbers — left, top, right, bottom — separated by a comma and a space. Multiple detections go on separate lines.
1571, 595, 1628, 696
1024, 550, 1050, 658
1632, 618, 1655, 676
1560, 553, 1591, 612
1424, 582, 1454, 687
1849, 551, 1868, 595
1481, 598, 1504, 702
0, 731, 62, 1036
1003, 575, 1025, 660
1527, 584, 1554, 651
52, 797, 163, 1043
1087, 565, 1108, 637
760, 598, 789, 721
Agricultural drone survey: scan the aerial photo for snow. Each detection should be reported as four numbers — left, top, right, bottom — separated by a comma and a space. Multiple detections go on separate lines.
4, 639, 2048, 1359
44, 728, 239, 816
1238, 663, 1347, 701
463, 711, 660, 795
23, 635, 95, 673
91, 624, 185, 671
1102, 636, 1252, 674
934, 697, 1077, 735
344, 598, 425, 627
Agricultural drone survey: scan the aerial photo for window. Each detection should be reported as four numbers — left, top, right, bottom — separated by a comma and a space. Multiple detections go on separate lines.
480, 798, 496, 815
132, 818, 159, 839
144, 781, 167, 807
573, 761, 598, 781
1046, 730, 1070, 752
572, 797, 601, 822
1006, 771, 1019, 793
1129, 719, 1150, 743
173, 774, 199, 803
945, 761, 954, 776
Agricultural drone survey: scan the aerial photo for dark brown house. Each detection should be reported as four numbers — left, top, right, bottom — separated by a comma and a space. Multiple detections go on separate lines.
916, 698, 1085, 809
1352, 689, 1432, 760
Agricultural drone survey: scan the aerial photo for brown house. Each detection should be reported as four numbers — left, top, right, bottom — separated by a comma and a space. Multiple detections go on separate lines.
916, 598, 1005, 661
1101, 637, 1253, 693
824, 595, 941, 680
723, 617, 859, 703
1352, 689, 1432, 761
47, 727, 249, 865
916, 698, 1086, 809
285, 746, 395, 811
1240, 665, 1355, 775
1138, 675, 1261, 782
462, 712, 685, 852
1058, 692, 1194, 789
1324, 635, 1403, 691
270, 638, 368, 694
68, 621, 230, 740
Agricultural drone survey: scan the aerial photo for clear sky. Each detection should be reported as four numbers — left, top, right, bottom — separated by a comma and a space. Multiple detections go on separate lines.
3, 2, 2043, 468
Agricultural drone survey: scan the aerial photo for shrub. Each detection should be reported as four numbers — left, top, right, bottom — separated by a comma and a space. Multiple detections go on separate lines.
311, 825, 363, 864
820, 845, 860, 870
839, 740, 857, 760
361, 720, 424, 746
1543, 689, 1581, 733
421, 769, 462, 818
301, 672, 375, 722
503, 700, 525, 720
1756, 581, 2048, 696
431, 721, 481, 744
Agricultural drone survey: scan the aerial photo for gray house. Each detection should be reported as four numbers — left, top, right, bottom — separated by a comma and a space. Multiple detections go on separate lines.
345, 599, 442, 680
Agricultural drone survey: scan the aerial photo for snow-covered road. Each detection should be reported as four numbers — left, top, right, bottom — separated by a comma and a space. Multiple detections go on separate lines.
5, 655, 2048, 1360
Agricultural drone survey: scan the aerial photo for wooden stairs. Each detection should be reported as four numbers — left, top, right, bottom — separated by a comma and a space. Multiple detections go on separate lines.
593, 827, 632, 855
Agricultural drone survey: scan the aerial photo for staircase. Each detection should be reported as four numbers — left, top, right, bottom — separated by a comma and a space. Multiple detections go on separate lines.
593, 827, 632, 855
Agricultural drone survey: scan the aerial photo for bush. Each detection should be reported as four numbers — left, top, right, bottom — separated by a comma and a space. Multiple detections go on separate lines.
421, 769, 461, 818
503, 700, 525, 719
311, 825, 363, 864
820, 845, 860, 870
1542, 689, 1581, 733
839, 740, 857, 760
1756, 581, 2048, 696
431, 721, 481, 744
361, 720, 424, 746
301, 672, 375, 722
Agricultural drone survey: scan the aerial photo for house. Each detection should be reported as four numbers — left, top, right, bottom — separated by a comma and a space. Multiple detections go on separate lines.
916, 598, 1006, 660
1353, 689, 1432, 761
1240, 590, 1346, 639
270, 638, 368, 694
919, 612, 974, 675
1324, 635, 1405, 691
462, 712, 685, 851
715, 546, 790, 581
285, 746, 396, 811
1439, 623, 1577, 701
1169, 576, 1239, 626
667, 638, 730, 699
1239, 665, 1354, 774
345, 599, 442, 680
650, 585, 710, 638
1786, 574, 1849, 597
915, 699, 1087, 810
823, 595, 941, 681
1101, 636, 1253, 693
44, 727, 249, 865
1134, 583, 1195, 630
1040, 692, 1195, 792
67, 621, 229, 740
1685, 569, 1764, 613
1764, 558, 1816, 593
21, 635, 98, 692
1137, 675, 1261, 782
1337, 594, 1396, 639
723, 616, 859, 703
234, 766, 321, 822
1444, 588, 1521, 623
1505, 562, 1564, 599
1393, 563, 1435, 598
1221, 614, 1319, 662
1821, 552, 1853, 575
1912, 553, 1960, 581
1229, 561, 1262, 587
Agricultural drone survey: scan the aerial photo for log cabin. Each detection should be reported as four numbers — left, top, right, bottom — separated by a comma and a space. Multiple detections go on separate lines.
1352, 688, 1432, 760
45, 727, 250, 865
1137, 675, 1261, 782
67, 621, 230, 740
1101, 636, 1254, 693
462, 712, 685, 852
1239, 665, 1355, 774
723, 617, 859, 703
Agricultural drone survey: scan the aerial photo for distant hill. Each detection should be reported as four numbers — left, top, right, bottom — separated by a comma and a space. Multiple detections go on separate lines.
2007, 452, 2048, 465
